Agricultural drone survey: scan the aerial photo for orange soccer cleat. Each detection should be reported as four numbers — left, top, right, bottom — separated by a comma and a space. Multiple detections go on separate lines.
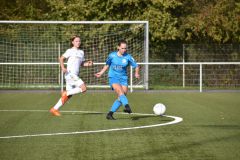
50, 107, 61, 116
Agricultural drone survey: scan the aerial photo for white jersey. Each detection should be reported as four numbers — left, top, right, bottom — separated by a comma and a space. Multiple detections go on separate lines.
62, 48, 85, 75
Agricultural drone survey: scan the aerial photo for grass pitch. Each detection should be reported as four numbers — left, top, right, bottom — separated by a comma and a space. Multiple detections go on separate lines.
0, 91, 239, 160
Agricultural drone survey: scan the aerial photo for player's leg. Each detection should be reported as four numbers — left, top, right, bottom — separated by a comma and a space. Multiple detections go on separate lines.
121, 85, 132, 114
66, 82, 86, 96
114, 84, 128, 107
50, 81, 73, 116
106, 83, 131, 120
109, 78, 122, 113
110, 85, 130, 113
117, 78, 132, 114
66, 76, 86, 96
50, 73, 84, 116
51, 78, 86, 114
106, 78, 123, 120
106, 84, 124, 120
56, 77, 86, 111
110, 98, 122, 113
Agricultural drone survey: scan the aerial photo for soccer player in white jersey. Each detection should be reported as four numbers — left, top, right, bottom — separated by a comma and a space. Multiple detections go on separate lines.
95, 39, 140, 120
50, 35, 93, 116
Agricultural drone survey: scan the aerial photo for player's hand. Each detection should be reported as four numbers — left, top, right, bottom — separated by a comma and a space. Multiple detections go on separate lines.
87, 60, 93, 66
62, 68, 68, 73
135, 73, 140, 79
95, 72, 102, 78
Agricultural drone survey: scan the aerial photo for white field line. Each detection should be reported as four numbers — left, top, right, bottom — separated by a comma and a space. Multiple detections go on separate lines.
0, 109, 183, 139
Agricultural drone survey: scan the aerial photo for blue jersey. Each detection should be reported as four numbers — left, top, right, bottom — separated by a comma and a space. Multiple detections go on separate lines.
106, 51, 138, 79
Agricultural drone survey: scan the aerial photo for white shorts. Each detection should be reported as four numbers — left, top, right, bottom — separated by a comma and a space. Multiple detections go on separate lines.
65, 72, 84, 91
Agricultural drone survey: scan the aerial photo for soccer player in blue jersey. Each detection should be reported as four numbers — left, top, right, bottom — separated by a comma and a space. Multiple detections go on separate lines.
95, 39, 140, 120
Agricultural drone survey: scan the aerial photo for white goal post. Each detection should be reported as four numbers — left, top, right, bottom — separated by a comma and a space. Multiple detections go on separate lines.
0, 21, 149, 90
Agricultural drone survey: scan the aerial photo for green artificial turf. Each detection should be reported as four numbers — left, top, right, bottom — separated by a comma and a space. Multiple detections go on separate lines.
0, 92, 239, 160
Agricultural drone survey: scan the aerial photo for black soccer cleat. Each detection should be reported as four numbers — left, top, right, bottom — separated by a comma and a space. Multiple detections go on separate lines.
123, 104, 132, 114
106, 112, 116, 120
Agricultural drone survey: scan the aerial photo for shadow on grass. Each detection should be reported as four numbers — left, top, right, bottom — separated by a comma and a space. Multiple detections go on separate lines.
130, 115, 170, 121
115, 115, 154, 120
62, 112, 169, 121
61, 112, 172, 122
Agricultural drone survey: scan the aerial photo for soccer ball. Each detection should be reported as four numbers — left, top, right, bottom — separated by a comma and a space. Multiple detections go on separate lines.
153, 103, 166, 115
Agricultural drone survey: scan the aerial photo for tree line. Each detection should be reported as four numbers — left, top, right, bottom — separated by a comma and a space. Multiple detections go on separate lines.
1, 0, 240, 61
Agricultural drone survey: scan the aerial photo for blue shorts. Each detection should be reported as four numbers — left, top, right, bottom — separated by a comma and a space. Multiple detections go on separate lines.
109, 77, 128, 89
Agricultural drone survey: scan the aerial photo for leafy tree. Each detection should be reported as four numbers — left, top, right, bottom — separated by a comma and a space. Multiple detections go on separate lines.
180, 0, 240, 43
1, 0, 239, 62
0, 0, 50, 20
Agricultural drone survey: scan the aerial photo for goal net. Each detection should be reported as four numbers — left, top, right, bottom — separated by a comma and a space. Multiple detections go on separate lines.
0, 21, 148, 90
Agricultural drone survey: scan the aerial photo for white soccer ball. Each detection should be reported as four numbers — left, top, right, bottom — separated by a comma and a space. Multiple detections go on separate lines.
153, 103, 166, 115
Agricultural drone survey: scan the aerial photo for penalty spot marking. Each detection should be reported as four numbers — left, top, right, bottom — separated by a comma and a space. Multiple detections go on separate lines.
0, 109, 183, 139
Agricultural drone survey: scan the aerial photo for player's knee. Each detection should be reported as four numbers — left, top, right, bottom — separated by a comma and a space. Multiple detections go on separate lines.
116, 90, 124, 96
81, 85, 87, 93
117, 88, 125, 96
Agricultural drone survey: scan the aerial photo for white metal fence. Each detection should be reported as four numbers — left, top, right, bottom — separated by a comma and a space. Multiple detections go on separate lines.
0, 62, 239, 92
139, 62, 240, 92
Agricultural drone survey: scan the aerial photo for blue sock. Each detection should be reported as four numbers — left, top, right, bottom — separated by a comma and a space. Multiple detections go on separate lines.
119, 94, 128, 106
110, 99, 122, 112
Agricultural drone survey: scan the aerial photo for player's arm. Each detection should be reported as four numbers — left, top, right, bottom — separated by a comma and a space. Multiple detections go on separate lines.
129, 55, 140, 79
59, 56, 67, 73
95, 53, 112, 77
95, 65, 109, 78
135, 66, 140, 79
82, 60, 93, 67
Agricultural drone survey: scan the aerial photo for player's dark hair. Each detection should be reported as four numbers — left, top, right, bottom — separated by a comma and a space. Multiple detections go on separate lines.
70, 35, 80, 47
118, 39, 127, 46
